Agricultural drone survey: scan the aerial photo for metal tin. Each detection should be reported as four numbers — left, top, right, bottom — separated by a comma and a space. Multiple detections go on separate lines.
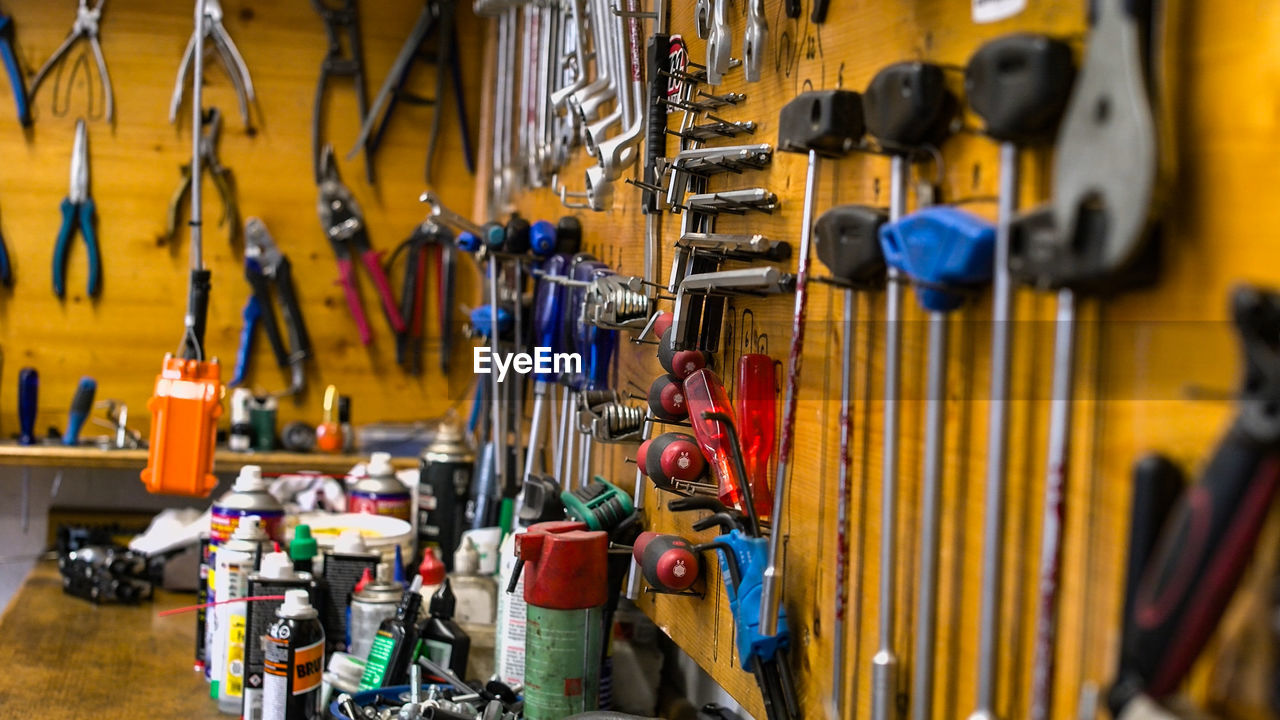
418, 416, 475, 570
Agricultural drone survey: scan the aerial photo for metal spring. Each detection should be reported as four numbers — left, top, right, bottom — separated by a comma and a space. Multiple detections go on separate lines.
583, 402, 647, 442
585, 274, 653, 330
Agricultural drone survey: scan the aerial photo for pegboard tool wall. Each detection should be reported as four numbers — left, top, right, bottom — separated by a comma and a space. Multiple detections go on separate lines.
0, 0, 484, 435
480, 0, 1280, 717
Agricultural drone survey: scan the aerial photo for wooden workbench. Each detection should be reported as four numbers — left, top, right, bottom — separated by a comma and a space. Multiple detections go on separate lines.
0, 562, 221, 718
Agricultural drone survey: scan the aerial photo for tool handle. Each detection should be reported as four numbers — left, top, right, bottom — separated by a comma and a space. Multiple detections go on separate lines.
52, 199, 77, 297
0, 32, 30, 127
810, 0, 830, 23
273, 255, 312, 360
0, 232, 11, 286
231, 295, 261, 387
643, 34, 671, 213
17, 367, 37, 446
78, 200, 101, 298
785, 0, 800, 18
360, 249, 407, 333
246, 261, 289, 368
439, 244, 455, 374
63, 377, 96, 446
335, 258, 372, 345
1125, 424, 1280, 698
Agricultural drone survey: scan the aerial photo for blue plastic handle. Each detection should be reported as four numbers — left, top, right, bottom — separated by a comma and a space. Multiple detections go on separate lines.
79, 199, 101, 297
531, 255, 569, 382
17, 367, 37, 446
63, 376, 96, 446
231, 294, 263, 387
878, 206, 996, 312
530, 220, 557, 257
52, 199, 77, 297
456, 231, 481, 254
0, 26, 31, 127
710, 530, 790, 669
482, 222, 505, 250
469, 305, 513, 338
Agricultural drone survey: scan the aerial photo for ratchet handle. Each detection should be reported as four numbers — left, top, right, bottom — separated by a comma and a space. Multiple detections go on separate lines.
360, 249, 407, 333
335, 257, 373, 346
1124, 425, 1280, 698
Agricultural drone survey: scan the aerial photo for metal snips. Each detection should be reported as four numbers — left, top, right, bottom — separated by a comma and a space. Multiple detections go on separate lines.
312, 0, 372, 184
316, 146, 405, 345
30, 0, 113, 123
165, 107, 238, 245
54, 118, 100, 298
170, 0, 256, 128
233, 218, 312, 396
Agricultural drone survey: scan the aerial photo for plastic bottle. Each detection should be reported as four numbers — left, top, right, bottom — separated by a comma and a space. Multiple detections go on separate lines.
262, 590, 326, 720
319, 652, 365, 711
242, 553, 315, 720
357, 576, 423, 690
212, 515, 272, 706
290, 525, 317, 574
349, 452, 412, 522
450, 537, 497, 624
416, 547, 446, 621
418, 578, 471, 678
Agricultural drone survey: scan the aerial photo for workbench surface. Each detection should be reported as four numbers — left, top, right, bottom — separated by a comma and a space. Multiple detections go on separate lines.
0, 562, 221, 718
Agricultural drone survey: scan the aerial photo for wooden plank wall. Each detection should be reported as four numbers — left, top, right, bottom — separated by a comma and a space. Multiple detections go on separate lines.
486, 0, 1280, 718
0, 0, 484, 437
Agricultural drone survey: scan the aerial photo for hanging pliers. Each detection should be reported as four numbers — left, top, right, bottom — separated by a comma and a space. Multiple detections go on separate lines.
53, 119, 100, 298
316, 146, 405, 345
388, 220, 456, 375
165, 107, 238, 245
169, 0, 255, 128
30, 0, 113, 123
312, 0, 371, 184
232, 218, 311, 396
0, 8, 32, 126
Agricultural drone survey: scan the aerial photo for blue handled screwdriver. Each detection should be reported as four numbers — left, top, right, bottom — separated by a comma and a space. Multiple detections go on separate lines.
18, 367, 37, 446
62, 376, 96, 446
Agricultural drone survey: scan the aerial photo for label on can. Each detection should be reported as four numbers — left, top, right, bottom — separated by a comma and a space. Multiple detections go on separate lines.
264, 633, 323, 719
225, 613, 247, 697
210, 507, 284, 545
348, 490, 412, 522
523, 606, 604, 720
422, 638, 454, 668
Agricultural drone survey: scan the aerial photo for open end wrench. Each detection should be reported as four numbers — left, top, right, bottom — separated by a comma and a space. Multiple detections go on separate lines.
743, 0, 766, 83
706, 0, 730, 85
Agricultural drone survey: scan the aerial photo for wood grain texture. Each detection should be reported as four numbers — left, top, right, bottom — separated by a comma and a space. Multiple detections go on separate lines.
484, 0, 1280, 717
0, 0, 486, 441
0, 443, 415, 474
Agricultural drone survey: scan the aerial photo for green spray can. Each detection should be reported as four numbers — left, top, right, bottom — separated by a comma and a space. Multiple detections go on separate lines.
514, 520, 609, 720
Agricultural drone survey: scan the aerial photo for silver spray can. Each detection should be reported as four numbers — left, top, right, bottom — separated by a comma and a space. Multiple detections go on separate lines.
346, 562, 403, 660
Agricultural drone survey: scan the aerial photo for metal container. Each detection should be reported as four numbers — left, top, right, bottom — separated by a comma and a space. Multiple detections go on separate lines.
418, 415, 475, 570
346, 563, 403, 660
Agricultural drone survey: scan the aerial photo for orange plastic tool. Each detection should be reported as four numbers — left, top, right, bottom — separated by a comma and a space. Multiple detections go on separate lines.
141, 354, 223, 496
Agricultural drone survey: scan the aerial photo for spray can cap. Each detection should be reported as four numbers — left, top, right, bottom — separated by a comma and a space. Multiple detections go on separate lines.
354, 567, 374, 595
278, 589, 316, 618
453, 537, 480, 575
396, 576, 424, 619
429, 577, 457, 618
259, 551, 294, 579
233, 465, 268, 492
290, 525, 317, 561
367, 452, 394, 478
418, 547, 446, 586
334, 528, 368, 553
232, 515, 268, 541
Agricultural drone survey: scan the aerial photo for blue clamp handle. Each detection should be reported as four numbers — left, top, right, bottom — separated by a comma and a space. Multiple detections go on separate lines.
17, 367, 37, 446
879, 206, 995, 312
63, 376, 96, 446
231, 293, 263, 387
52, 199, 101, 298
710, 530, 790, 669
0, 18, 31, 127
530, 220, 557, 257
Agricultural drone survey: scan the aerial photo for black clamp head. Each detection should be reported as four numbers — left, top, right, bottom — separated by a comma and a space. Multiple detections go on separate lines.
863, 61, 955, 151
814, 205, 888, 287
965, 33, 1076, 145
777, 90, 864, 157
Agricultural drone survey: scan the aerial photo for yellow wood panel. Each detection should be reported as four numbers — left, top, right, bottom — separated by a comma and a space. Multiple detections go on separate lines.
0, 0, 484, 441
482, 0, 1280, 718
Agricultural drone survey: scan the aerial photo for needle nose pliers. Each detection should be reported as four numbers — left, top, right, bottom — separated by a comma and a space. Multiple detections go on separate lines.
0, 9, 31, 127
54, 118, 101, 298
30, 0, 113, 123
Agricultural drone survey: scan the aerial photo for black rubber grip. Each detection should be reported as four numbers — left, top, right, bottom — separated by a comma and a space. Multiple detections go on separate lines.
643, 34, 671, 214
182, 269, 212, 360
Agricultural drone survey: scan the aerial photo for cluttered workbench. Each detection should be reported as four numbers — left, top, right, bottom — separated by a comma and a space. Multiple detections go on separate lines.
0, 562, 220, 718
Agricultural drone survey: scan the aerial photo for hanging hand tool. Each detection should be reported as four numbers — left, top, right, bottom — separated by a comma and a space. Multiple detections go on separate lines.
0, 9, 31, 127
53, 118, 101, 299
760, 89, 865, 644
29, 0, 113, 123
231, 218, 311, 396
0, 203, 11, 286
1109, 286, 1280, 714
164, 107, 238, 246
389, 220, 448, 376
63, 376, 96, 446
347, 0, 473, 183
684, 368, 768, 526
964, 33, 1076, 720
316, 146, 405, 345
880, 206, 995, 720
632, 531, 702, 594
18, 367, 37, 445
169, 0, 254, 127
861, 60, 955, 720
312, 0, 372, 184
813, 203, 887, 717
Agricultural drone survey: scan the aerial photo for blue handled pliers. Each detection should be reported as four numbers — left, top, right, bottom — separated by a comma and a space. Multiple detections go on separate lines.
0, 10, 31, 127
53, 118, 100, 298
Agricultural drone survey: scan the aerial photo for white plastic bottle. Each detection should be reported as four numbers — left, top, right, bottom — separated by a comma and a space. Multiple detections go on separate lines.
449, 537, 497, 624
212, 515, 271, 710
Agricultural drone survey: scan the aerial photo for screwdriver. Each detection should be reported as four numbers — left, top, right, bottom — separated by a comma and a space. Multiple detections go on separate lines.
861, 60, 954, 720
683, 368, 761, 534
813, 203, 887, 714
63, 376, 96, 446
762, 89, 865, 641
734, 353, 776, 522
880, 206, 994, 720
18, 367, 37, 446
632, 531, 702, 594
647, 374, 688, 422
524, 253, 570, 483
964, 33, 1076, 720
639, 432, 707, 488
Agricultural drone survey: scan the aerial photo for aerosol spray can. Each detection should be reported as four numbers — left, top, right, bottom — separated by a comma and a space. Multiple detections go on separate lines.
212, 515, 273, 704
418, 415, 474, 570
349, 452, 411, 522
346, 562, 403, 660
515, 520, 609, 720
320, 529, 379, 652
229, 388, 253, 452
495, 476, 564, 686
243, 552, 317, 720
263, 590, 325, 720
204, 466, 284, 678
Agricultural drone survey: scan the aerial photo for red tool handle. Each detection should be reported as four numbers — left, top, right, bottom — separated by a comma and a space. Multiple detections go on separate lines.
411, 245, 428, 340
335, 257, 372, 345
683, 369, 751, 517
736, 354, 776, 521
360, 249, 407, 333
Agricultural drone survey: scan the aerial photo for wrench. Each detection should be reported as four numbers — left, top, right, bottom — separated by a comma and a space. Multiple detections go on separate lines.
743, 0, 766, 82
706, 0, 730, 85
